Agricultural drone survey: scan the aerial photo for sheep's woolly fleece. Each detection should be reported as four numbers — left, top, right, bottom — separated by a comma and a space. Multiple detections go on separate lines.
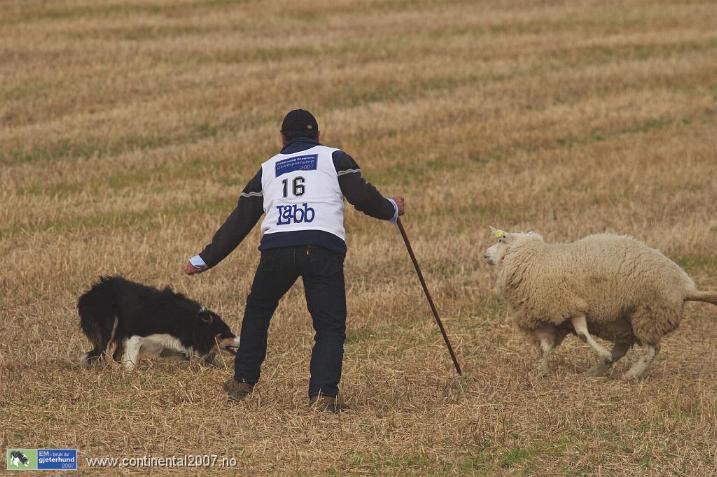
493, 233, 707, 346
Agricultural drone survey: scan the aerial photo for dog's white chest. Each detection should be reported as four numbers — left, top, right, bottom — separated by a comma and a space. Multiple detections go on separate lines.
123, 334, 192, 369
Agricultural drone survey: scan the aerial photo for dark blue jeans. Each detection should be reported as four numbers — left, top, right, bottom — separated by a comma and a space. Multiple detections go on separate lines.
234, 245, 347, 398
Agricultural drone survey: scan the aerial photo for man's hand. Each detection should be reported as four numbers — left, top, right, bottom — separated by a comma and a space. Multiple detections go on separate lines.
391, 196, 406, 216
183, 262, 206, 275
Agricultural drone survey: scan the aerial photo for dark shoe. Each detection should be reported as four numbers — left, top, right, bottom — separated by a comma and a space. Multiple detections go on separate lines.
309, 394, 347, 413
223, 378, 254, 401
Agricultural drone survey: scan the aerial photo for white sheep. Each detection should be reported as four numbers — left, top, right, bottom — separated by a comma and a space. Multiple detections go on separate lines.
484, 228, 717, 378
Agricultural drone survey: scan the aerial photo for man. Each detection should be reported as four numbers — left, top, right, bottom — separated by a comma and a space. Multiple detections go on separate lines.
184, 109, 405, 411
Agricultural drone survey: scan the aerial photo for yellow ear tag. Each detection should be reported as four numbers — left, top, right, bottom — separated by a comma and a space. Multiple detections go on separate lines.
495, 229, 506, 239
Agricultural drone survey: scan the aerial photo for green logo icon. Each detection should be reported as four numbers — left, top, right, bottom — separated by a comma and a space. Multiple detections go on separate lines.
7, 449, 38, 471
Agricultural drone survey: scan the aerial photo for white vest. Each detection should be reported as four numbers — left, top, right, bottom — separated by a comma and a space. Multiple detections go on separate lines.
260, 145, 345, 241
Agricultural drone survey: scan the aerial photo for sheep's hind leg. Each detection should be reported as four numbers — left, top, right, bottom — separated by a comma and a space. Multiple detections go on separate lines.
571, 315, 613, 364
585, 341, 632, 377
623, 344, 659, 380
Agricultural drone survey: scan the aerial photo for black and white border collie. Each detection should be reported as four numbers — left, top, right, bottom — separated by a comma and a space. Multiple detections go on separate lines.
10, 451, 30, 467
78, 276, 239, 370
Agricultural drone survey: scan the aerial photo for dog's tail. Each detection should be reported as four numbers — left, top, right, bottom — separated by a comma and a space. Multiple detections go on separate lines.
685, 290, 717, 306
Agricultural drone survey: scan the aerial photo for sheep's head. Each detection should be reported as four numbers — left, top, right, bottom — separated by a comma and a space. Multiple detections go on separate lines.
484, 227, 543, 265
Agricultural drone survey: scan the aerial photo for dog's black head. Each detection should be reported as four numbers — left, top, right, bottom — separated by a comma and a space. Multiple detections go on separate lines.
192, 307, 239, 359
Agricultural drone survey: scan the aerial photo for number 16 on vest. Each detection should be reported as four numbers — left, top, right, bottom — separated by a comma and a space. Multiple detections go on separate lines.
276, 203, 316, 225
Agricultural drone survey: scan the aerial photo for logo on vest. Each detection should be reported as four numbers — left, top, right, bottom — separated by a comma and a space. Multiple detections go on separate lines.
276, 203, 316, 225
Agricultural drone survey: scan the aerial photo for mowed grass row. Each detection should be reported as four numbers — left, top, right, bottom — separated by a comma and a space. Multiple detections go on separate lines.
1, 0, 717, 475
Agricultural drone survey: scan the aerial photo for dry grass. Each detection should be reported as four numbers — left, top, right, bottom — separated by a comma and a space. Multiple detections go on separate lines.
2, 0, 717, 474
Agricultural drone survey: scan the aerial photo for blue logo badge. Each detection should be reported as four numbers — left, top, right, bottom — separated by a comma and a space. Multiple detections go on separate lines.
7, 449, 77, 471
275, 155, 317, 177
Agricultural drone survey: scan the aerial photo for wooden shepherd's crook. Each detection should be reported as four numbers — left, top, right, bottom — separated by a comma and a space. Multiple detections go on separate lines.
396, 218, 462, 376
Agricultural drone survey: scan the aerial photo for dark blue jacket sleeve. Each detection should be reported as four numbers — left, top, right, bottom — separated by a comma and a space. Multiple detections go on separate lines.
198, 169, 263, 268
332, 150, 395, 220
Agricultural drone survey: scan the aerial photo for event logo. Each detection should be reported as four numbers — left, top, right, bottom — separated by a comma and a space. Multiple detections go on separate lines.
6, 449, 77, 471
275, 155, 318, 177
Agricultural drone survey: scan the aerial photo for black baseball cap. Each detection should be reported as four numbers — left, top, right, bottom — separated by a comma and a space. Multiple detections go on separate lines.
280, 109, 319, 138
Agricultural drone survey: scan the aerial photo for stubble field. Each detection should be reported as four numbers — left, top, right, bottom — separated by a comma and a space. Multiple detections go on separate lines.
1, 0, 716, 475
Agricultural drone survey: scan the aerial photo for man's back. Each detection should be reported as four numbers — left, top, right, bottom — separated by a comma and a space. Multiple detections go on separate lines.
260, 143, 345, 248
190, 134, 400, 268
